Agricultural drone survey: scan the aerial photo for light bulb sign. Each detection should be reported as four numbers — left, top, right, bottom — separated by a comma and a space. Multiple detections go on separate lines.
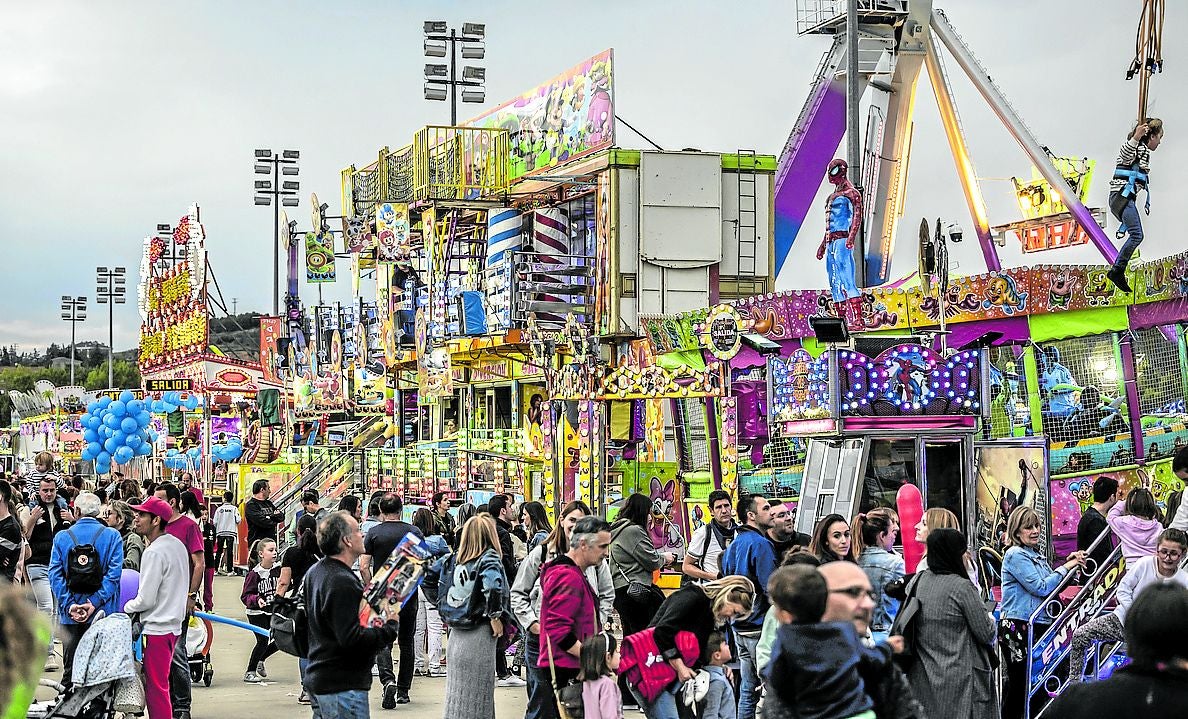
700, 304, 746, 360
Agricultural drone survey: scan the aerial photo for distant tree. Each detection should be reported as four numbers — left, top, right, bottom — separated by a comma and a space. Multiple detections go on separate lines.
83, 359, 140, 391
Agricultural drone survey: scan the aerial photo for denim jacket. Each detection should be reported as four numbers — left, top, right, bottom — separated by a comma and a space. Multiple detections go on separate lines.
1000, 545, 1068, 622
857, 547, 905, 632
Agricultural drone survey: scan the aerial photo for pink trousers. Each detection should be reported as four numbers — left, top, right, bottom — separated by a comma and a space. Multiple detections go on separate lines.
144, 633, 178, 719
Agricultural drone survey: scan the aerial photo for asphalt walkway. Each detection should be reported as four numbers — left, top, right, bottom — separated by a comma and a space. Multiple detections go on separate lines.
34, 573, 529, 718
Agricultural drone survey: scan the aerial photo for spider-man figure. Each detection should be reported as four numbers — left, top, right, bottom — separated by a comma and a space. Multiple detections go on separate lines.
816, 158, 864, 330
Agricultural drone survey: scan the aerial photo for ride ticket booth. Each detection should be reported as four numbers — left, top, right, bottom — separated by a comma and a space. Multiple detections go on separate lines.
783, 339, 990, 541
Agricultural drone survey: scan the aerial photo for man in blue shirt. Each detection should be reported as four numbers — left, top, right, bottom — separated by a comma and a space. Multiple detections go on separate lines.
48, 491, 124, 687
720, 493, 776, 719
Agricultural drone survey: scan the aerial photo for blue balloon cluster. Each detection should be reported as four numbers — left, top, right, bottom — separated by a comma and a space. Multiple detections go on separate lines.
148, 391, 200, 414
162, 435, 242, 470
80, 390, 158, 474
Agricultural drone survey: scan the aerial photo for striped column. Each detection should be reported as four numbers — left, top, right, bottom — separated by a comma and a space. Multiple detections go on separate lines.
532, 207, 570, 324
485, 208, 522, 330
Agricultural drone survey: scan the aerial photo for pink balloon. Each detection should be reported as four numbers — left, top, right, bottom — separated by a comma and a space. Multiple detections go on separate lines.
897, 484, 925, 574
119, 568, 140, 612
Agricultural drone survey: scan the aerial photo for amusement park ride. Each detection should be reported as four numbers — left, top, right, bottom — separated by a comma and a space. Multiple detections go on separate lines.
767, 2, 1171, 714
24, 2, 1156, 715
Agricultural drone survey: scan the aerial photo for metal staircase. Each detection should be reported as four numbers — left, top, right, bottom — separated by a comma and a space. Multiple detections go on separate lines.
1024, 531, 1128, 718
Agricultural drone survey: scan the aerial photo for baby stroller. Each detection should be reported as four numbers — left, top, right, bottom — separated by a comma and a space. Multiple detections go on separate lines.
28, 613, 142, 719
186, 614, 214, 687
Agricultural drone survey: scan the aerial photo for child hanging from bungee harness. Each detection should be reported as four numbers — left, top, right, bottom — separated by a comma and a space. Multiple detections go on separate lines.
1107, 118, 1164, 292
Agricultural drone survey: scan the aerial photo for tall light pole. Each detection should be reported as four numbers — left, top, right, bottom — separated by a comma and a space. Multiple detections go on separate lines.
96, 267, 126, 388
254, 149, 300, 315
59, 296, 87, 386
155, 222, 187, 271
423, 21, 487, 124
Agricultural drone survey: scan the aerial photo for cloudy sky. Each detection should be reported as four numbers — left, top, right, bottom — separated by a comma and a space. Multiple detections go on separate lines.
1, 0, 1182, 351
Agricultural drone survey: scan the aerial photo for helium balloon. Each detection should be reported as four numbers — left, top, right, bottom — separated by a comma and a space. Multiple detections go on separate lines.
119, 389, 134, 403
108, 400, 126, 417
103, 437, 120, 454
86, 441, 102, 456
187, 447, 201, 459
120, 417, 139, 434
114, 446, 134, 464
119, 569, 139, 612
127, 399, 144, 414
80, 446, 96, 461
97, 396, 111, 408
135, 443, 153, 456
897, 484, 926, 574
166, 448, 179, 457
104, 414, 121, 430
83, 428, 98, 443
95, 458, 111, 475
136, 412, 151, 428
127, 435, 143, 450
183, 395, 199, 411
86, 401, 100, 415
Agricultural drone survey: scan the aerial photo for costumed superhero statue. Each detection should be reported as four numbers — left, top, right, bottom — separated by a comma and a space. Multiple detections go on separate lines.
816, 158, 865, 331
1106, 118, 1163, 292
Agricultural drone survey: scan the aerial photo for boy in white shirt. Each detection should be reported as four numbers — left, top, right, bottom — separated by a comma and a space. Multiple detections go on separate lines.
1068, 527, 1188, 682
124, 497, 191, 719
212, 492, 241, 575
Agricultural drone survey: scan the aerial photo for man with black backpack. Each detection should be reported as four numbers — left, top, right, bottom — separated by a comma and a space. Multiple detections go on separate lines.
47, 491, 123, 687
682, 490, 737, 585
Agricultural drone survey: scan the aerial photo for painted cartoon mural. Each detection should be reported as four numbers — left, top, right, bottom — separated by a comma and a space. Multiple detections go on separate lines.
468, 49, 615, 182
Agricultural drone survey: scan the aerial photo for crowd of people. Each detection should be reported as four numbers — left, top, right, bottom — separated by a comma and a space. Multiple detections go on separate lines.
4, 446, 1188, 719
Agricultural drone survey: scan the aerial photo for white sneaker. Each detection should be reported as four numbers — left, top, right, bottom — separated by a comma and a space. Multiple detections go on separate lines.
243, 671, 261, 683
44, 656, 58, 673
497, 675, 526, 688
371, 665, 380, 677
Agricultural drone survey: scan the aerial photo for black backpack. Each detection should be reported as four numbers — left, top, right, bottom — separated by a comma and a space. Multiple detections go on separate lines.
65, 528, 104, 594
272, 585, 309, 658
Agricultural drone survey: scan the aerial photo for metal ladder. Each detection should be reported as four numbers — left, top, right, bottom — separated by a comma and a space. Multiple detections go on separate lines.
736, 149, 759, 276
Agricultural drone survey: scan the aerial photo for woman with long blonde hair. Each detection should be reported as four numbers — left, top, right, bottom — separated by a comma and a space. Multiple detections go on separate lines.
439, 514, 513, 719
998, 506, 1086, 719
627, 574, 755, 718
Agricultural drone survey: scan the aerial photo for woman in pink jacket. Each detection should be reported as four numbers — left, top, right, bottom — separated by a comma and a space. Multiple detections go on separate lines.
1107, 488, 1162, 565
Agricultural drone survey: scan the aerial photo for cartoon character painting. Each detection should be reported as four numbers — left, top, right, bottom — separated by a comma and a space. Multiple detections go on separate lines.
892, 357, 928, 404
586, 60, 612, 145
649, 477, 685, 559
1048, 269, 1079, 310
982, 274, 1028, 315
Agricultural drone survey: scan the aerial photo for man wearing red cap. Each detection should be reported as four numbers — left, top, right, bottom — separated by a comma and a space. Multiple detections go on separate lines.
124, 497, 190, 719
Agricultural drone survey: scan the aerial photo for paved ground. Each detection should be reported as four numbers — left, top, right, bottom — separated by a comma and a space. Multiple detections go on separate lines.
35, 574, 529, 718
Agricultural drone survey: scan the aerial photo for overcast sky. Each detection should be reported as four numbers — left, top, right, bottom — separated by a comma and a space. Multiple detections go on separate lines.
2, 0, 1182, 351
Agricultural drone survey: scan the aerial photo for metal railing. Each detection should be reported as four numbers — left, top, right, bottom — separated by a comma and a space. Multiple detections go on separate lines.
1022, 528, 1125, 718
795, 0, 908, 35
413, 126, 509, 202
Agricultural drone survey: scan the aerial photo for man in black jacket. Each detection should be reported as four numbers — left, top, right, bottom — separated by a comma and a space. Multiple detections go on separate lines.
245, 480, 284, 546
486, 493, 524, 687
304, 510, 399, 716
360, 493, 423, 708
